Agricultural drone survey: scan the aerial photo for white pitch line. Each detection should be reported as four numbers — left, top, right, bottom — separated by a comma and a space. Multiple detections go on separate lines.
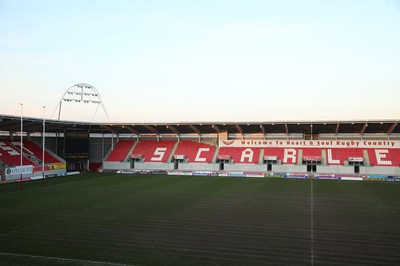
0, 252, 133, 266
310, 179, 314, 266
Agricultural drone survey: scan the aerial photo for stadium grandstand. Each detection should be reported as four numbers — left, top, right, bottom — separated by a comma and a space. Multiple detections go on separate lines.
1, 114, 399, 181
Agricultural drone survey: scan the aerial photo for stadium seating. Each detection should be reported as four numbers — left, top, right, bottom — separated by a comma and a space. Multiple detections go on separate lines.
174, 140, 216, 163
263, 148, 299, 164
130, 140, 176, 162
325, 148, 364, 165
301, 148, 322, 162
0, 140, 33, 166
218, 147, 261, 164
21, 140, 62, 163
106, 139, 135, 162
367, 149, 400, 166
302, 148, 322, 157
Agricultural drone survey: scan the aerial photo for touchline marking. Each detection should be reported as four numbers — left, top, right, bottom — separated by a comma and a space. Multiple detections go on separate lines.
0, 252, 134, 266
310, 179, 314, 266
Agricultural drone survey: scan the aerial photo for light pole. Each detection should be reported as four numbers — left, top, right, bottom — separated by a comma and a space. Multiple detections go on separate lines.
19, 103, 23, 192
42, 106, 46, 189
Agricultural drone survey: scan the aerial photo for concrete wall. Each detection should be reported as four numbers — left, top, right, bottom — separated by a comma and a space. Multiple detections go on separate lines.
272, 164, 307, 173
178, 163, 220, 171
134, 162, 175, 171
360, 166, 400, 176
224, 164, 265, 172
316, 165, 355, 174
103, 161, 130, 170
224, 164, 308, 173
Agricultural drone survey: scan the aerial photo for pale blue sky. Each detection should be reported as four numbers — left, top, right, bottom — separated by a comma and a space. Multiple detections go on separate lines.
1, 0, 399, 122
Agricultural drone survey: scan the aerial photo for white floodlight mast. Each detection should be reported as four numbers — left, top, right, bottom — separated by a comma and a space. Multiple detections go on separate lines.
54, 83, 110, 121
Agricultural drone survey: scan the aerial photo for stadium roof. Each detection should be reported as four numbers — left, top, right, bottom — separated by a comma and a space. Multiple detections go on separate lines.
1, 114, 399, 137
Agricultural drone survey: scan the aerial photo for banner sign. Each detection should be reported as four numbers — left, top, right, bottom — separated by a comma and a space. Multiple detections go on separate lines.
364, 175, 388, 181
167, 171, 193, 176
348, 157, 364, 162
316, 174, 340, 180
219, 140, 400, 149
388, 176, 400, 182
116, 169, 151, 174
217, 155, 231, 160
273, 172, 309, 179
5, 165, 33, 176
33, 165, 51, 172
228, 172, 246, 177
264, 156, 277, 161
340, 177, 364, 181
284, 173, 309, 179
245, 172, 264, 178
303, 156, 321, 162
50, 163, 66, 170
130, 154, 143, 159
193, 171, 218, 176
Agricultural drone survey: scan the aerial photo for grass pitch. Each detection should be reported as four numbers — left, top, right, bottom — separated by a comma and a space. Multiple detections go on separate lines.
1, 173, 400, 265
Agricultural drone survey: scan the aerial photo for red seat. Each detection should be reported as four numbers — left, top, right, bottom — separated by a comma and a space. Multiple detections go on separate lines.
21, 140, 61, 163
325, 148, 363, 165
218, 147, 261, 164
106, 140, 135, 162
367, 149, 400, 166
264, 148, 299, 164
302, 148, 322, 162
0, 140, 33, 166
302, 148, 322, 157
174, 140, 216, 163
131, 140, 176, 162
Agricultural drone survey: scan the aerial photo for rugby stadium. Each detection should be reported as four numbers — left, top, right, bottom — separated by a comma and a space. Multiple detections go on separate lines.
1, 86, 400, 265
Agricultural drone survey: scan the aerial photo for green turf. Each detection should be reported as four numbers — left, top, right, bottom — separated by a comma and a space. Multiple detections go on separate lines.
0, 174, 399, 265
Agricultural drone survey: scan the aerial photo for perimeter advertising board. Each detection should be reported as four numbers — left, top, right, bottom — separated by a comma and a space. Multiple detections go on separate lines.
5, 165, 33, 176
4, 165, 33, 181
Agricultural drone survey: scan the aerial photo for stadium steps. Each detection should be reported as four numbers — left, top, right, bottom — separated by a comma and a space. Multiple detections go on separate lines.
297, 149, 303, 165
363, 149, 370, 166
258, 148, 264, 164
321, 149, 327, 165
103, 146, 113, 162
9, 141, 36, 164
0, 140, 34, 166
124, 141, 138, 162
24, 140, 64, 163
45, 147, 65, 163
212, 146, 220, 163
168, 141, 179, 162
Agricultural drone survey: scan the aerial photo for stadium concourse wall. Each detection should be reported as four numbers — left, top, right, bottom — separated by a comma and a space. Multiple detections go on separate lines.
103, 162, 220, 171
103, 161, 131, 170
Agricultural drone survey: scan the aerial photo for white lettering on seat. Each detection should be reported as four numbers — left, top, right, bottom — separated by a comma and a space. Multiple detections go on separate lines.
151, 147, 167, 161
240, 148, 254, 163
283, 149, 297, 164
195, 148, 210, 162
327, 149, 340, 164
375, 149, 392, 165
